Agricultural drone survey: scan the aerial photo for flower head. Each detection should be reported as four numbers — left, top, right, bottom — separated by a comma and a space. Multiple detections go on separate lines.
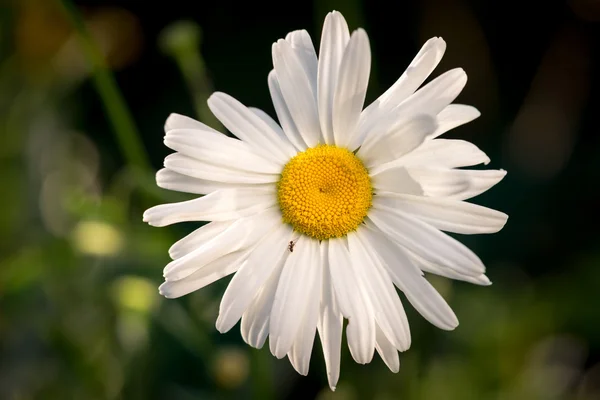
143, 11, 507, 390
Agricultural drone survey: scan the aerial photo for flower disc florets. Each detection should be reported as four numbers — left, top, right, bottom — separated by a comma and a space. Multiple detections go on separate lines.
277, 145, 373, 240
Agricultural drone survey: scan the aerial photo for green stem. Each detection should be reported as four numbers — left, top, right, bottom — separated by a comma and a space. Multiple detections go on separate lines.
158, 20, 222, 130
60, 0, 150, 171
175, 51, 221, 129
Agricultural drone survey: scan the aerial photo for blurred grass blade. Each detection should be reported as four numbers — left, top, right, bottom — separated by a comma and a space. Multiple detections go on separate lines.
159, 20, 222, 129
60, 0, 150, 171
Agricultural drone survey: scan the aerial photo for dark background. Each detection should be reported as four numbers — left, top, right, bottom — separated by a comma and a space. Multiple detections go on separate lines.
1, 0, 599, 399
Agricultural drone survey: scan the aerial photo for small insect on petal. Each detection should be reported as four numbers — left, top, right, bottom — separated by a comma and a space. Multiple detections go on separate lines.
288, 240, 296, 252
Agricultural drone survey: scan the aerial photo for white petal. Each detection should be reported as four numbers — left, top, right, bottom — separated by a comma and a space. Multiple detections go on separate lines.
357, 115, 437, 168
377, 139, 490, 171
348, 232, 411, 351
398, 68, 467, 116
272, 39, 321, 147
207, 92, 296, 162
317, 241, 343, 391
370, 37, 446, 110
328, 238, 375, 364
360, 37, 446, 125
405, 247, 492, 286
359, 69, 467, 144
165, 153, 279, 184
168, 220, 233, 260
164, 128, 281, 174
407, 167, 507, 200
248, 107, 293, 147
332, 29, 371, 148
267, 71, 307, 151
374, 193, 508, 234
216, 223, 293, 333
361, 227, 459, 330
285, 30, 318, 92
165, 113, 219, 132
143, 187, 276, 227
385, 37, 446, 101
288, 247, 321, 375
162, 208, 281, 281
159, 249, 250, 298
318, 11, 350, 145
157, 169, 258, 195
368, 208, 484, 276
240, 253, 285, 349
270, 237, 320, 359
375, 325, 400, 373
370, 167, 423, 195
431, 104, 480, 139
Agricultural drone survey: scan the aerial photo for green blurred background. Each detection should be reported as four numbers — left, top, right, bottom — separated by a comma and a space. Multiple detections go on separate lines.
1, 0, 599, 399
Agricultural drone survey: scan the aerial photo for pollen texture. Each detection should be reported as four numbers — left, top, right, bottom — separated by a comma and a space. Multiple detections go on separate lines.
277, 145, 373, 241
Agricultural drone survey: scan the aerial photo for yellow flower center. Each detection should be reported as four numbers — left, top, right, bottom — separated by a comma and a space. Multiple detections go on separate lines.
277, 145, 373, 241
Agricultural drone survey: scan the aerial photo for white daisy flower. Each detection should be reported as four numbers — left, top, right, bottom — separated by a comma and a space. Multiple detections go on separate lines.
143, 11, 507, 390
